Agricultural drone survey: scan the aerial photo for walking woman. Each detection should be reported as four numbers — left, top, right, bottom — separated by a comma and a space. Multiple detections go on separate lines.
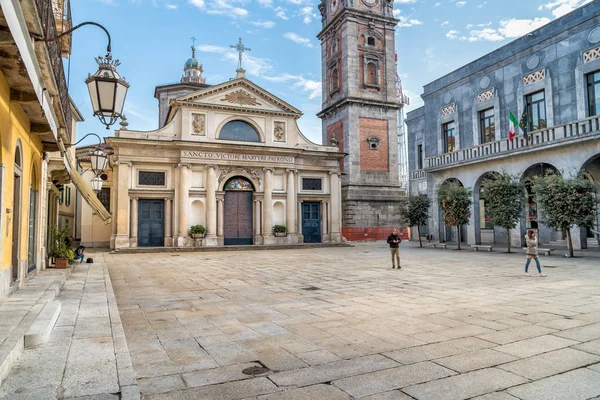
524, 230, 546, 277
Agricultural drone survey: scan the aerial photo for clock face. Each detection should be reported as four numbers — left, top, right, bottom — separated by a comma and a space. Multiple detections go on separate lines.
330, 0, 340, 13
361, 0, 379, 6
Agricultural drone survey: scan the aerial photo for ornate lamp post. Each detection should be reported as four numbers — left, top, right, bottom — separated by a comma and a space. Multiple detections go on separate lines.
67, 133, 110, 194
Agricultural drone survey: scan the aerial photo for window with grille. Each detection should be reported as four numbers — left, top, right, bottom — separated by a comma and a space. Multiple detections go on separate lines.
443, 121, 456, 153
587, 70, 600, 116
479, 108, 495, 144
138, 171, 165, 186
65, 186, 71, 206
525, 91, 547, 131
302, 178, 322, 191
97, 187, 110, 210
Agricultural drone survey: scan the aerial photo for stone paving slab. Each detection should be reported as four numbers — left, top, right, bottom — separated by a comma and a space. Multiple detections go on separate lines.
433, 349, 517, 373
143, 377, 278, 400
256, 384, 349, 400
493, 334, 579, 358
507, 367, 600, 400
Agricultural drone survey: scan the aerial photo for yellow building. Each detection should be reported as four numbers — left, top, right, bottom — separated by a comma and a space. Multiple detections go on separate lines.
0, 0, 110, 299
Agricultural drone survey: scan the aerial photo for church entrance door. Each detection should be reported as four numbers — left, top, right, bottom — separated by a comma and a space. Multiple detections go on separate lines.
224, 177, 253, 245
302, 202, 321, 243
138, 200, 164, 247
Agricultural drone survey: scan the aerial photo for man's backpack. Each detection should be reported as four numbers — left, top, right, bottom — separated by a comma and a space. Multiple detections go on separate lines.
86, 258, 94, 264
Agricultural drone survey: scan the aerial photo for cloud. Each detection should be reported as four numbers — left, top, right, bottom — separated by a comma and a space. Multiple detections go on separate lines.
498, 17, 551, 38
299, 6, 317, 24
441, 21, 449, 27
446, 30, 459, 39
538, 0, 593, 18
166, 3, 177, 8
434, 1, 441, 5
467, 28, 504, 41
393, 9, 423, 27
456, 1, 466, 6
188, 0, 248, 18
396, 0, 416, 3
250, 20, 276, 28
188, 0, 205, 8
196, 44, 229, 53
263, 74, 321, 99
257, 0, 272, 6
283, 32, 314, 47
477, 1, 486, 7
274, 6, 288, 19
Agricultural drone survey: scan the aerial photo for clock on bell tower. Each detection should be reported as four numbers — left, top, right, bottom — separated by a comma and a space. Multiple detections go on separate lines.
317, 0, 407, 236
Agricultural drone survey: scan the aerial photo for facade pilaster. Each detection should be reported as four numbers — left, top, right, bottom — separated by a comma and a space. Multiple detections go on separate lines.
321, 200, 328, 243
175, 163, 192, 247
205, 165, 218, 246
254, 199, 263, 244
114, 161, 131, 249
286, 169, 298, 243
217, 196, 224, 243
297, 200, 304, 243
130, 197, 138, 247
262, 168, 275, 245
329, 172, 342, 242
164, 198, 173, 246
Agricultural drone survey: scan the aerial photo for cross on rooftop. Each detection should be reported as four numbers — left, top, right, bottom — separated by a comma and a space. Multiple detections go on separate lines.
230, 37, 251, 69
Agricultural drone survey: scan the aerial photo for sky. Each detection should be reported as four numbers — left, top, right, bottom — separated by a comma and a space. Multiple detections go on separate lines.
68, 0, 594, 146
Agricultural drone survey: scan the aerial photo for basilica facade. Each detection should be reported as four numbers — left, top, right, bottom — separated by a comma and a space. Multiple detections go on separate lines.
95, 48, 345, 249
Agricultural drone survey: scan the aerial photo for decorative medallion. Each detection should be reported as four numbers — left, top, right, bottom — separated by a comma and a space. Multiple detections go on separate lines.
274, 121, 286, 142
221, 90, 261, 106
443, 92, 452, 104
526, 55, 540, 70
523, 69, 545, 86
479, 76, 490, 89
191, 113, 205, 135
476, 89, 494, 103
584, 46, 600, 63
225, 177, 253, 191
361, 0, 379, 7
589, 27, 600, 44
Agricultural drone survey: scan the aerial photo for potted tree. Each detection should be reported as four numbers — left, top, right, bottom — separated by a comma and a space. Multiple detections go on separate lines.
273, 225, 287, 237
48, 225, 74, 268
190, 225, 206, 239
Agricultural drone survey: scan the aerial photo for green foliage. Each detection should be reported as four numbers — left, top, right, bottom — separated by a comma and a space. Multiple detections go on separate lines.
273, 224, 287, 233
401, 195, 431, 228
48, 225, 75, 260
437, 181, 472, 227
481, 172, 525, 231
190, 225, 206, 235
532, 173, 597, 231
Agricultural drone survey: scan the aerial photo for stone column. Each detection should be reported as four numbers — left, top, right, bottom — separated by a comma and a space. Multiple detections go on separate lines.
286, 169, 296, 234
114, 161, 131, 248
130, 197, 138, 247
329, 172, 342, 242
205, 165, 218, 246
165, 198, 173, 246
176, 163, 192, 247
217, 198, 224, 238
297, 200, 303, 242
321, 200, 327, 242
254, 199, 262, 243
262, 168, 275, 245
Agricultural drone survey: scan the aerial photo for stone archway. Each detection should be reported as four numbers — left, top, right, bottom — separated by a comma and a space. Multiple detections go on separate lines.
473, 172, 498, 245
223, 176, 255, 245
437, 178, 467, 243
580, 154, 600, 247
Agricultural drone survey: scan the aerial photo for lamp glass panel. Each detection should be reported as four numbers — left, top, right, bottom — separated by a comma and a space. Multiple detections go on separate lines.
91, 176, 103, 192
114, 83, 128, 115
87, 80, 99, 113
97, 80, 116, 113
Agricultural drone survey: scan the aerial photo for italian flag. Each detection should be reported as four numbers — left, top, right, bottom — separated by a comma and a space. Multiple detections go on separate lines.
509, 111, 518, 141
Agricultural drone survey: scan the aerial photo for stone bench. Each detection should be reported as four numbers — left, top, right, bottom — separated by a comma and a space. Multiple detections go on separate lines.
427, 242, 447, 249
471, 245, 493, 252
523, 248, 554, 256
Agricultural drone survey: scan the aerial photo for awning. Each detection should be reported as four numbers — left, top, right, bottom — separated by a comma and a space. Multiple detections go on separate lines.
62, 152, 112, 225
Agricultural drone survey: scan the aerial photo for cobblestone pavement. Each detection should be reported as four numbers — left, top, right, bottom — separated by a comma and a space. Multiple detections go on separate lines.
102, 243, 600, 400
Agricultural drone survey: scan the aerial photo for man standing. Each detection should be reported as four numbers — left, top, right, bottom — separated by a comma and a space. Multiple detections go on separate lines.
387, 229, 401, 269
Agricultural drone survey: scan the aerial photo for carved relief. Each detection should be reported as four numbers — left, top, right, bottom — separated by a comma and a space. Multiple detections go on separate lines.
218, 167, 262, 187
274, 121, 286, 142
221, 90, 261, 106
191, 113, 205, 135
441, 104, 456, 116
523, 69, 545, 86
584, 46, 600, 63
476, 89, 494, 103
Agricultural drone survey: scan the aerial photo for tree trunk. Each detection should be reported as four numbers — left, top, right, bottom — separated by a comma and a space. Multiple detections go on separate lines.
417, 225, 422, 248
506, 228, 511, 253
456, 225, 461, 250
566, 227, 574, 258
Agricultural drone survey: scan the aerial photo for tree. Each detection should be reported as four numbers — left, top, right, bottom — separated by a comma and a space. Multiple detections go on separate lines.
532, 173, 598, 258
437, 181, 472, 250
480, 172, 525, 253
401, 194, 431, 247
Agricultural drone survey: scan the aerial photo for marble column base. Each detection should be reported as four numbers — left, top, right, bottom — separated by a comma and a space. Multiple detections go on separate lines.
115, 234, 131, 249
330, 232, 342, 243
129, 238, 138, 247
254, 235, 264, 245
217, 236, 224, 246
164, 237, 173, 247
176, 235, 193, 247
286, 234, 300, 244
203, 236, 218, 247
263, 235, 276, 245
110, 235, 116, 250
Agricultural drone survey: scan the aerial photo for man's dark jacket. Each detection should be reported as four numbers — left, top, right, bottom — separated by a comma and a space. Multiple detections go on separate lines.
387, 233, 401, 248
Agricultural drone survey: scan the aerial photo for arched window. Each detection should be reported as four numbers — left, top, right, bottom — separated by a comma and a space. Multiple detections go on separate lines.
367, 37, 376, 46
331, 68, 339, 92
219, 120, 261, 142
14, 141, 22, 169
366, 62, 377, 86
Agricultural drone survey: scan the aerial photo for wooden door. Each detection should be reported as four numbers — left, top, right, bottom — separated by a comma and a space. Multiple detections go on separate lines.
224, 191, 253, 245
138, 200, 164, 247
302, 202, 321, 243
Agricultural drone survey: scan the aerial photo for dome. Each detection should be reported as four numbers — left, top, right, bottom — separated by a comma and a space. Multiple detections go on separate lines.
185, 57, 200, 69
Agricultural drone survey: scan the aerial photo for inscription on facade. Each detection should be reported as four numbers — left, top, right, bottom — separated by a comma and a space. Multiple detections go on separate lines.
182, 151, 294, 163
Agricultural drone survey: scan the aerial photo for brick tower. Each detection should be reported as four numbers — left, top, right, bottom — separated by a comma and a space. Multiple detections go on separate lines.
317, 0, 406, 239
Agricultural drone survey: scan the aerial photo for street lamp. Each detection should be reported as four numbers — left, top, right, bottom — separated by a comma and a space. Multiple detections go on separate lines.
39, 21, 129, 129
91, 175, 104, 193
90, 147, 109, 176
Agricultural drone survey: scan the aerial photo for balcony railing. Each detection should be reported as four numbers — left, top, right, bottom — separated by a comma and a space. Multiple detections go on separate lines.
411, 169, 427, 180
34, 0, 72, 139
425, 115, 600, 170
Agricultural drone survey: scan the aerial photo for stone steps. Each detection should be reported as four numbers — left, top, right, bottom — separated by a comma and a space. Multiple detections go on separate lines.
112, 242, 352, 254
0, 269, 70, 388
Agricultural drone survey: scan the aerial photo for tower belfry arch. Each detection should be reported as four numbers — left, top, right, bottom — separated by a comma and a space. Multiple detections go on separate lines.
317, 0, 407, 238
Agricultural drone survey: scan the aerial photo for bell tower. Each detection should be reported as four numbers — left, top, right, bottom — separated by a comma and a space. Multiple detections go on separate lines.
317, 0, 406, 236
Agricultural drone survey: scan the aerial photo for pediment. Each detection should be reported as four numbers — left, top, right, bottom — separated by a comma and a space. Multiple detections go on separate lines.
175, 78, 302, 116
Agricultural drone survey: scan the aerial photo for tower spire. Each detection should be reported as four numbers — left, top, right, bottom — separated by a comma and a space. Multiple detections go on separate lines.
182, 37, 205, 84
